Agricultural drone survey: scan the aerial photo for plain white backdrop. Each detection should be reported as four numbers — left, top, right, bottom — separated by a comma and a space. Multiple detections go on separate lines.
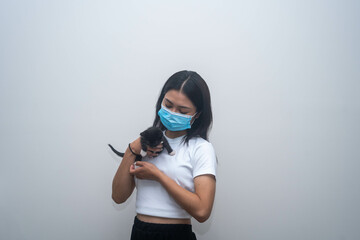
1, 0, 359, 239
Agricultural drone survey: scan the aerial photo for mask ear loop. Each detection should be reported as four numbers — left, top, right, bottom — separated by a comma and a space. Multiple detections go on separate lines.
190, 112, 198, 126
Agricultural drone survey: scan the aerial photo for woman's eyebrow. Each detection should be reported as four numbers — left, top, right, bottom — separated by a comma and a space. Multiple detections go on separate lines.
164, 98, 191, 109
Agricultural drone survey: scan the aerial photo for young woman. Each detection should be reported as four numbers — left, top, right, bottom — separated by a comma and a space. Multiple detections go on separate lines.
112, 70, 217, 240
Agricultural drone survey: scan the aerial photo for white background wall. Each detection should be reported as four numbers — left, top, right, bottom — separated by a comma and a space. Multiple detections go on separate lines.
1, 0, 359, 239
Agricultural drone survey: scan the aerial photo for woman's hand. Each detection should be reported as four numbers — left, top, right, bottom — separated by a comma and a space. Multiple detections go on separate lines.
129, 161, 163, 181
145, 142, 163, 158
130, 137, 163, 158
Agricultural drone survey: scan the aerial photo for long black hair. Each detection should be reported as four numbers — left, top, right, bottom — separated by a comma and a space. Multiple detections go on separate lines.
153, 70, 213, 144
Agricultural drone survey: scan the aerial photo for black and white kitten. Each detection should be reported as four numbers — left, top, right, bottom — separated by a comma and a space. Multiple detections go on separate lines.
108, 126, 175, 161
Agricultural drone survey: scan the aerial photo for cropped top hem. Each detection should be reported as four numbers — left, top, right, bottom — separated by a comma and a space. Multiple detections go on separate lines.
136, 207, 191, 219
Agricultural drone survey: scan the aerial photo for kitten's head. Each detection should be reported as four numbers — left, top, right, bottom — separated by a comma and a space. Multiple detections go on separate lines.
140, 127, 164, 148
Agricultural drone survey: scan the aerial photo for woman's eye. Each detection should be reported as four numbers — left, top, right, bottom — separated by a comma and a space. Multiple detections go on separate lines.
164, 104, 189, 114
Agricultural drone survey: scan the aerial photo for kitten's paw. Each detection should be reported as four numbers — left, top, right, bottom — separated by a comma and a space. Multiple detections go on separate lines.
169, 151, 176, 156
140, 149, 147, 157
134, 162, 140, 169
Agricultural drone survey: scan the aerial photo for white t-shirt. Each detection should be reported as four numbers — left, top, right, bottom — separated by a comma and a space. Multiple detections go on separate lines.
134, 133, 217, 219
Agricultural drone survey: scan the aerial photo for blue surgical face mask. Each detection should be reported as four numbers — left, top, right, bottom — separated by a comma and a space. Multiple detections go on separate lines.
158, 104, 197, 131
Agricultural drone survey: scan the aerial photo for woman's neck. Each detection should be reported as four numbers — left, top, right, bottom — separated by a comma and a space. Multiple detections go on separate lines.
165, 129, 187, 139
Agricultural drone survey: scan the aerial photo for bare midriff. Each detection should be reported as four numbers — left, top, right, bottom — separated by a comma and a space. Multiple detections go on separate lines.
137, 213, 191, 225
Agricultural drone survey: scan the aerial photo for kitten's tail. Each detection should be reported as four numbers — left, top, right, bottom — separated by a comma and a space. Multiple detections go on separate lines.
108, 144, 125, 157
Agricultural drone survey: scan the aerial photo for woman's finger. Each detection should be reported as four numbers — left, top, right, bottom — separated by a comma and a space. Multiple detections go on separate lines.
146, 151, 154, 158
130, 162, 143, 173
147, 147, 163, 153
129, 164, 135, 174
155, 143, 163, 149
147, 145, 163, 157
148, 143, 163, 151
134, 161, 145, 167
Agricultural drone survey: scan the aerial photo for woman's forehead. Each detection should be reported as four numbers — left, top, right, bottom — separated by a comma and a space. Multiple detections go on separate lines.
163, 90, 194, 108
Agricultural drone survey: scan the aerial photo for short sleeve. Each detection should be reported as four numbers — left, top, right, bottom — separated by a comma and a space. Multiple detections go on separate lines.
192, 141, 217, 179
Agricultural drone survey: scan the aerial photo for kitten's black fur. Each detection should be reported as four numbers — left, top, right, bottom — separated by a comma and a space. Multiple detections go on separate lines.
108, 127, 175, 161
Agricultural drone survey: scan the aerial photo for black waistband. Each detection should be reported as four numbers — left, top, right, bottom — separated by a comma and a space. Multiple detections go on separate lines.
133, 216, 192, 232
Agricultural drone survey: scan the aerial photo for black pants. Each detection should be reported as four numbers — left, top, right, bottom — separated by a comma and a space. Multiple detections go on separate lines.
130, 216, 197, 240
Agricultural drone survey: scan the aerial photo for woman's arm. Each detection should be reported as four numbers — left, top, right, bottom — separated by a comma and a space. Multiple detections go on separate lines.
112, 137, 164, 204
111, 138, 140, 204
159, 173, 216, 223
130, 161, 216, 222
